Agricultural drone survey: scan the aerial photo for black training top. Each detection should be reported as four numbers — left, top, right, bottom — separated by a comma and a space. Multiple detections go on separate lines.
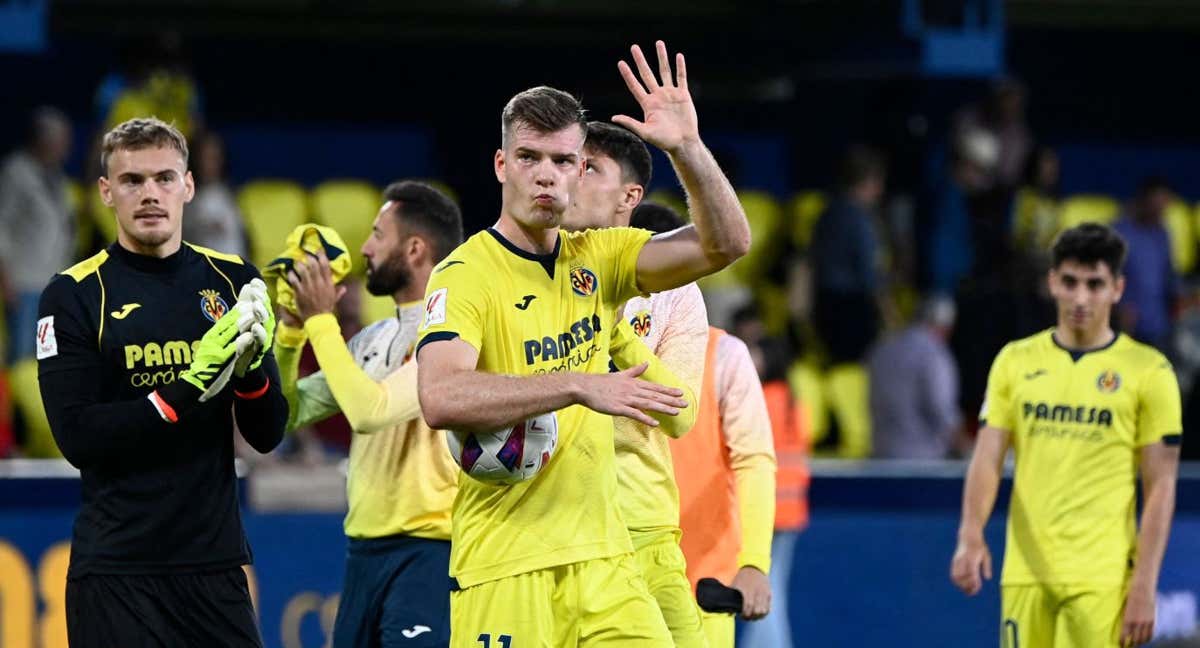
36, 241, 287, 577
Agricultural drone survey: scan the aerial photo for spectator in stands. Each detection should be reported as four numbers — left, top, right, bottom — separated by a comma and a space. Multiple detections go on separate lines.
868, 295, 963, 459
926, 129, 996, 295
183, 132, 248, 257
0, 107, 75, 365
954, 78, 1032, 191
810, 145, 887, 366
1114, 177, 1180, 356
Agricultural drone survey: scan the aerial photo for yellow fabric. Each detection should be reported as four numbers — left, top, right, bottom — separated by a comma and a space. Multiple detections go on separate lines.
824, 363, 871, 458
734, 460, 775, 573
104, 72, 200, 137
698, 610, 734, 648
1011, 188, 1061, 253
788, 190, 827, 250
612, 285, 707, 540
1057, 194, 1120, 231
449, 554, 672, 647
261, 224, 353, 316
310, 180, 379, 276
1164, 200, 1195, 273
1002, 584, 1127, 648
983, 330, 1181, 585
631, 532, 708, 648
10, 360, 58, 458
274, 307, 457, 541
418, 226, 651, 588
730, 190, 782, 285
237, 180, 310, 268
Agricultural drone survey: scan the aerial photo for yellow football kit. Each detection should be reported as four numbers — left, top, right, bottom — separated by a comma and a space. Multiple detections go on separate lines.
981, 330, 1182, 648
417, 226, 672, 646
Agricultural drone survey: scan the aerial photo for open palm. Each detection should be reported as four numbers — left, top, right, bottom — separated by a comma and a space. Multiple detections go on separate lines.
613, 41, 699, 153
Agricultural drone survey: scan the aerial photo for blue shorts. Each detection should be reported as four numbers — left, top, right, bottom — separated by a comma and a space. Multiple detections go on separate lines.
333, 535, 453, 648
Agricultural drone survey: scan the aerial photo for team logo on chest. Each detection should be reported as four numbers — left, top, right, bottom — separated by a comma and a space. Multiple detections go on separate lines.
570, 266, 598, 297
1096, 370, 1122, 393
199, 289, 229, 323
631, 311, 652, 337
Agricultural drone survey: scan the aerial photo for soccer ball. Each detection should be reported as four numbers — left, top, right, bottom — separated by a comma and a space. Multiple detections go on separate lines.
447, 412, 559, 485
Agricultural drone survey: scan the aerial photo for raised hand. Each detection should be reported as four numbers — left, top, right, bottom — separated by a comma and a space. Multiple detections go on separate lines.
287, 250, 347, 323
613, 40, 699, 154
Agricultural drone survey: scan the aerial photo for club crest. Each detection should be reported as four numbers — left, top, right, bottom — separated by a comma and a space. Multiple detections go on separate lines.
199, 289, 228, 323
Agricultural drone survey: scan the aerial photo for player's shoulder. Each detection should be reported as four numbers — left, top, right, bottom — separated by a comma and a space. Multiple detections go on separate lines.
184, 242, 258, 279
563, 226, 649, 251
347, 317, 395, 353
997, 329, 1055, 363
716, 329, 751, 358
1112, 334, 1173, 373
432, 232, 488, 276
59, 249, 111, 284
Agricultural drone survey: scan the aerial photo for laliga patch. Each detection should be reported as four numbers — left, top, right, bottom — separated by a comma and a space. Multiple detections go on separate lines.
36, 316, 58, 359
424, 288, 448, 328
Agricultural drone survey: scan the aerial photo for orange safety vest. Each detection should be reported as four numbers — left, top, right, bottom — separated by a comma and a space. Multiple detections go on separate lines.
670, 327, 739, 589
763, 380, 810, 531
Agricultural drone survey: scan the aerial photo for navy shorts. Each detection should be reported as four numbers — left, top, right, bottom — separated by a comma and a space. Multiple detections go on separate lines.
333, 534, 453, 648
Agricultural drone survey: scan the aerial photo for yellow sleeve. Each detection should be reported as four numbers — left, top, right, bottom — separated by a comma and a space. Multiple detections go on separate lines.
273, 321, 339, 432
417, 258, 486, 353
609, 318, 697, 438
716, 335, 777, 573
589, 227, 653, 305
1137, 356, 1183, 447
304, 313, 421, 434
980, 344, 1015, 431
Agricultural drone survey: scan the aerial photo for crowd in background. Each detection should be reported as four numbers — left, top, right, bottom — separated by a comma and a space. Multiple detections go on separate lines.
2, 45, 1199, 465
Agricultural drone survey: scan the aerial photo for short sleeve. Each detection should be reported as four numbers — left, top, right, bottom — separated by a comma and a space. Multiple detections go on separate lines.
416, 258, 486, 355
980, 344, 1015, 431
590, 227, 653, 305
1137, 358, 1182, 447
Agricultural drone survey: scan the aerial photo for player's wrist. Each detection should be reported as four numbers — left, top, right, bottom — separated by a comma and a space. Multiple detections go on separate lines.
664, 135, 705, 159
151, 380, 203, 423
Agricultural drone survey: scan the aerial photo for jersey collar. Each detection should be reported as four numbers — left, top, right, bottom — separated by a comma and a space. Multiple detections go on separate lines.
486, 227, 560, 279
108, 241, 188, 275
1051, 330, 1121, 362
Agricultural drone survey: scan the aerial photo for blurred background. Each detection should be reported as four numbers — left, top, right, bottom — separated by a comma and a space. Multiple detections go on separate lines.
3, 1, 1200, 646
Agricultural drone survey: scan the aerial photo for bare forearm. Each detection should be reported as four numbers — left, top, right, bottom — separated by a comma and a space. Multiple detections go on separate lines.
420, 369, 581, 432
1131, 482, 1176, 592
668, 139, 750, 262
959, 451, 1003, 539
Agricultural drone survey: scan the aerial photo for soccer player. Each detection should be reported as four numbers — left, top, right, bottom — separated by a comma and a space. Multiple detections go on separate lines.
273, 181, 464, 647
951, 223, 1182, 648
562, 124, 712, 647
416, 40, 750, 646
637, 203, 777, 648
36, 117, 287, 646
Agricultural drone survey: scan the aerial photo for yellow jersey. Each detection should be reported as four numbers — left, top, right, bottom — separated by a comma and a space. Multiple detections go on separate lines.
981, 330, 1182, 586
417, 226, 652, 588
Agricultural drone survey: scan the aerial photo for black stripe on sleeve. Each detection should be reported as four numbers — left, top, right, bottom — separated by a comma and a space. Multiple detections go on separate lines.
416, 331, 461, 357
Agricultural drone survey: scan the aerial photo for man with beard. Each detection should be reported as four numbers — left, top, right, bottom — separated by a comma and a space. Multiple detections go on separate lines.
274, 180, 464, 648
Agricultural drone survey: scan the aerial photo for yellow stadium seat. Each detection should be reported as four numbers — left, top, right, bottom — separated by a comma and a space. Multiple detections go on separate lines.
1165, 200, 1195, 274
310, 180, 380, 276
238, 180, 310, 269
788, 360, 826, 450
824, 363, 871, 459
9, 359, 58, 458
787, 191, 827, 251
1057, 194, 1120, 231
731, 190, 782, 286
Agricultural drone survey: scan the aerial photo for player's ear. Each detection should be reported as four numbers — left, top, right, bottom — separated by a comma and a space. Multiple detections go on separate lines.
98, 176, 113, 207
1112, 274, 1126, 304
494, 149, 506, 183
183, 170, 196, 203
623, 183, 645, 210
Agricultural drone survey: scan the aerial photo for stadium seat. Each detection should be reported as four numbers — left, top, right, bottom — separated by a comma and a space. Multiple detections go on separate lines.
9, 359, 59, 459
1057, 194, 1120, 231
238, 180, 310, 269
1010, 188, 1060, 252
731, 190, 783, 285
788, 360, 826, 450
823, 363, 871, 459
787, 190, 827, 251
310, 180, 380, 276
1165, 200, 1196, 274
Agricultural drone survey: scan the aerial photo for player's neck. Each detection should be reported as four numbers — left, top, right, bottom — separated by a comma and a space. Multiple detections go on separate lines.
116, 232, 182, 259
494, 216, 558, 255
1054, 323, 1115, 351
394, 272, 429, 306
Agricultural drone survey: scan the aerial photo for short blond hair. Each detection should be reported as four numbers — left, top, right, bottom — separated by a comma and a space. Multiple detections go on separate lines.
100, 117, 189, 175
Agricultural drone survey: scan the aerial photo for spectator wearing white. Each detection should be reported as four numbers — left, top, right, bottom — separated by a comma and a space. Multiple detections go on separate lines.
183, 132, 247, 258
0, 107, 74, 363
867, 295, 963, 459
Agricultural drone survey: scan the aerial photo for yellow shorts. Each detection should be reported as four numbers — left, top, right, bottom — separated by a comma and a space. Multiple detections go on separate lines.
632, 533, 709, 648
699, 610, 734, 648
1001, 584, 1126, 648
450, 554, 673, 647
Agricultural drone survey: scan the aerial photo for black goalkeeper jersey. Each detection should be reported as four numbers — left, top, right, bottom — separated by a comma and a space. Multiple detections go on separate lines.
36, 241, 287, 577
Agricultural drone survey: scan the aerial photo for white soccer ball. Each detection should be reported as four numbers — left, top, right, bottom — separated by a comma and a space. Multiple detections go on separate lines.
447, 412, 559, 485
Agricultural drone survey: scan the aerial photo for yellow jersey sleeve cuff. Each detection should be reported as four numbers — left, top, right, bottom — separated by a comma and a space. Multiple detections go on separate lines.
303, 312, 340, 338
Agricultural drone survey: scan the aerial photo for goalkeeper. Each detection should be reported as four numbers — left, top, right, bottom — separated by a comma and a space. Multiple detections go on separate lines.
36, 117, 287, 647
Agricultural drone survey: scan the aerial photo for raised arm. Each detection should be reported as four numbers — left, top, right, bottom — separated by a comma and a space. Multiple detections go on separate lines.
950, 426, 1010, 596
612, 41, 751, 294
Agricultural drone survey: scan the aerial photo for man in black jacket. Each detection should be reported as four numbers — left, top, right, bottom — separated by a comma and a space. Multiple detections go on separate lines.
36, 117, 287, 647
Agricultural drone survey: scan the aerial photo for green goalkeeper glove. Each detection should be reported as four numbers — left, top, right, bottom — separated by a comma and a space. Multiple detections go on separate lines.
149, 305, 250, 421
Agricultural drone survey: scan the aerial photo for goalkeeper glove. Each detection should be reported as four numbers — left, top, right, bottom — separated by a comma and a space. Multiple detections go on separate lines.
149, 305, 250, 421
233, 278, 274, 377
